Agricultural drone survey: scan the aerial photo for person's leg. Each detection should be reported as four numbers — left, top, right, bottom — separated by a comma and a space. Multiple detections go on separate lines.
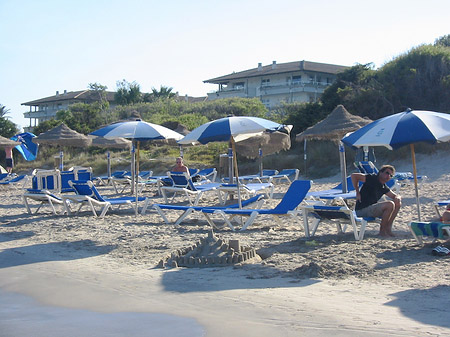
375, 201, 395, 237
386, 198, 401, 235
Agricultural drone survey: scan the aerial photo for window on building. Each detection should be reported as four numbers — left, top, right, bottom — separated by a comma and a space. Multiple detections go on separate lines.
292, 76, 302, 84
309, 76, 314, 83
233, 82, 245, 90
261, 79, 270, 86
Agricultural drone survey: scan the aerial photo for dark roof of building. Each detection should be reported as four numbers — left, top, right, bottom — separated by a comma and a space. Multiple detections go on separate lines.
22, 90, 116, 106
204, 60, 349, 84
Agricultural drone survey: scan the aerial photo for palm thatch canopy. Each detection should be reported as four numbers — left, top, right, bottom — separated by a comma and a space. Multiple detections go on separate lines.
295, 105, 372, 142
88, 135, 131, 149
0, 135, 20, 147
235, 129, 291, 159
33, 123, 92, 147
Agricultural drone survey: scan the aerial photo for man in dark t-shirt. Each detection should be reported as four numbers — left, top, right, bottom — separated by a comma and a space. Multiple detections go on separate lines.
351, 165, 401, 237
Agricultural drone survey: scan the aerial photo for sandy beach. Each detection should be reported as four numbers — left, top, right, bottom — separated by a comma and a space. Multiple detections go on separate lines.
1, 151, 449, 336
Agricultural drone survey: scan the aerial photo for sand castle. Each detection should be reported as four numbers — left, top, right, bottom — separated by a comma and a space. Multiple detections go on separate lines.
158, 230, 260, 268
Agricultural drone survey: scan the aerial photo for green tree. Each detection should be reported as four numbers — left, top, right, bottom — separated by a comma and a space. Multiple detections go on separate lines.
435, 34, 450, 47
0, 104, 18, 137
114, 80, 142, 105
32, 119, 61, 135
151, 85, 176, 99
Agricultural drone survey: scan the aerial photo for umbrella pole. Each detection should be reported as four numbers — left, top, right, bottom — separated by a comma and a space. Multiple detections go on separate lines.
59, 148, 64, 171
131, 142, 135, 195
231, 137, 242, 209
339, 141, 348, 193
135, 141, 140, 216
410, 144, 421, 221
259, 148, 263, 177
304, 139, 307, 177
107, 150, 111, 178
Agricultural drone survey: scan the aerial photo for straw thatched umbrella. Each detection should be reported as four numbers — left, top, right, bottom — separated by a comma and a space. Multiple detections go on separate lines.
0, 135, 20, 147
296, 105, 372, 192
235, 128, 292, 176
33, 123, 92, 170
89, 135, 131, 178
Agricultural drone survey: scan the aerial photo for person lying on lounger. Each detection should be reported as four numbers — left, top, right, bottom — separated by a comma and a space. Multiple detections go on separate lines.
441, 204, 450, 223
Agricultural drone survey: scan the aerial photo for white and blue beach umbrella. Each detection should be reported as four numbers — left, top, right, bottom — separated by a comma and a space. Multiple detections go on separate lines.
178, 116, 284, 145
178, 116, 285, 207
91, 120, 183, 142
341, 109, 450, 149
342, 109, 450, 220
91, 120, 183, 214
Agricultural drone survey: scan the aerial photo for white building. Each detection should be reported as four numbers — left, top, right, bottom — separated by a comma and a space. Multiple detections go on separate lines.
205, 60, 348, 109
22, 89, 116, 131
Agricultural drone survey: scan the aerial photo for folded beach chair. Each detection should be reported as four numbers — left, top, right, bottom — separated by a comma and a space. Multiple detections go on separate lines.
31, 169, 61, 191
70, 166, 93, 181
22, 188, 66, 215
201, 179, 311, 231
146, 194, 265, 226
297, 201, 380, 240
409, 221, 450, 245
270, 169, 300, 184
62, 180, 149, 217
160, 171, 220, 206
60, 171, 76, 193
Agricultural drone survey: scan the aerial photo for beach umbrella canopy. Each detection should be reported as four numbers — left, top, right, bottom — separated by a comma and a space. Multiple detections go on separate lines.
178, 116, 286, 207
341, 109, 450, 220
178, 116, 283, 145
296, 105, 373, 192
235, 127, 292, 176
91, 120, 183, 142
91, 120, 183, 214
88, 135, 132, 149
33, 123, 91, 147
0, 135, 20, 147
32, 123, 92, 170
11, 132, 39, 161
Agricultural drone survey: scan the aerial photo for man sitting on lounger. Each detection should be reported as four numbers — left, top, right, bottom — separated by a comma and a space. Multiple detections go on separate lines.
351, 164, 402, 237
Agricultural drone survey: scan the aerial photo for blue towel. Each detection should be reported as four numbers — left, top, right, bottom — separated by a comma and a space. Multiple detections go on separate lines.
410, 222, 449, 239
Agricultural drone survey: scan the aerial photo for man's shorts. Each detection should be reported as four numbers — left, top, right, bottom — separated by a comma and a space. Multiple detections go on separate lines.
356, 202, 385, 218
6, 158, 13, 168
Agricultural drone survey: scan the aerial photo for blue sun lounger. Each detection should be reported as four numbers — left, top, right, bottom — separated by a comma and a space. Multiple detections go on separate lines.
201, 180, 311, 231
146, 194, 265, 226
62, 180, 149, 217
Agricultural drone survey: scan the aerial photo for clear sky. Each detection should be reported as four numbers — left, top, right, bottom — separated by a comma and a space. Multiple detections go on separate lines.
1, 0, 448, 130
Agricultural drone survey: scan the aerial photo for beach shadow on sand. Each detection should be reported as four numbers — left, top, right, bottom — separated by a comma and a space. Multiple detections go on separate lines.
0, 230, 35, 242
160, 266, 320, 293
386, 285, 450, 328
0, 240, 116, 269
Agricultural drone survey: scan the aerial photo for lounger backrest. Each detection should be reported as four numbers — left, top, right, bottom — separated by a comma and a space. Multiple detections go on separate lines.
273, 180, 311, 212
262, 169, 278, 176
278, 169, 299, 179
188, 168, 199, 176
70, 180, 106, 202
32, 169, 61, 192
60, 171, 76, 193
